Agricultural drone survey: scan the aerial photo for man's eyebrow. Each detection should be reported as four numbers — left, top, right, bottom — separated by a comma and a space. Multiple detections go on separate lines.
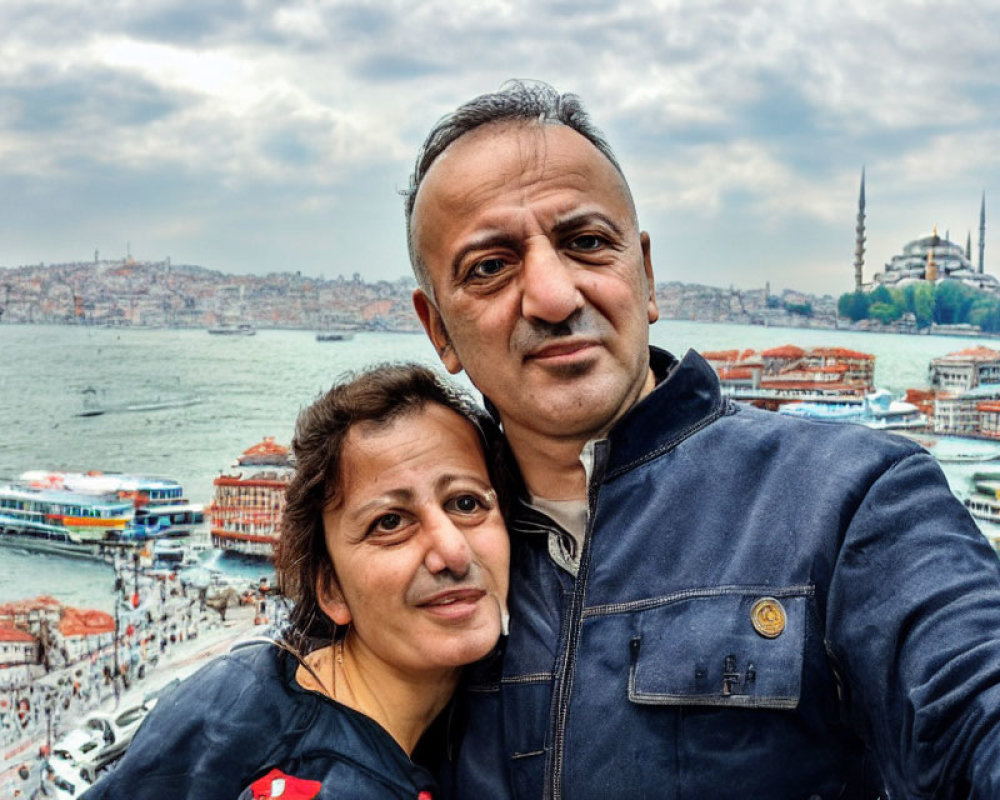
450, 231, 520, 278
550, 212, 626, 239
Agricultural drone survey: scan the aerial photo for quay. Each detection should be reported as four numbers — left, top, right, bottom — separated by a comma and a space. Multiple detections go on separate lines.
0, 551, 284, 798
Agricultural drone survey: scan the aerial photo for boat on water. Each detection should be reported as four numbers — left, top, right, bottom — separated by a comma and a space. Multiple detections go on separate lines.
315, 330, 355, 342
75, 387, 202, 417
0, 482, 135, 557
964, 471, 1000, 525
777, 389, 928, 431
0, 472, 204, 558
19, 471, 205, 539
208, 437, 294, 560
208, 323, 256, 336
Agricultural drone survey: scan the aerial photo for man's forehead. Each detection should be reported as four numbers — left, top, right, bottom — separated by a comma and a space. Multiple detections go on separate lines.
413, 121, 632, 223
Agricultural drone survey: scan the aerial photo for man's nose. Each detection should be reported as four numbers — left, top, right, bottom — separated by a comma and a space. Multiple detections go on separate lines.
520, 239, 584, 324
423, 513, 473, 577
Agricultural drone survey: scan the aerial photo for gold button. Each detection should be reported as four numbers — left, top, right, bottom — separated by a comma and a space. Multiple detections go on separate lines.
750, 597, 786, 638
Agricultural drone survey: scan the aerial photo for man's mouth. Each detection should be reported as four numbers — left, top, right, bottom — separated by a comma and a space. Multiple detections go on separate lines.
525, 339, 597, 362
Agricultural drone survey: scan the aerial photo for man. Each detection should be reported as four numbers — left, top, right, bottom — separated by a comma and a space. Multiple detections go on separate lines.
405, 81, 1000, 798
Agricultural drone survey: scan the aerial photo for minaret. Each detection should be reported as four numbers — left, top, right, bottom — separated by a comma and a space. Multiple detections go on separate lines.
979, 191, 986, 274
927, 225, 938, 282
854, 167, 866, 291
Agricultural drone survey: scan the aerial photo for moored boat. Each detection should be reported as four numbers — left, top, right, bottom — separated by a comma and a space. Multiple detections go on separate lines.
777, 389, 928, 431
19, 471, 204, 539
964, 471, 1000, 524
0, 482, 135, 556
208, 437, 293, 560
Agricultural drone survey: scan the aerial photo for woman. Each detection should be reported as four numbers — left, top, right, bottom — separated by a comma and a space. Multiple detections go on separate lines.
83, 364, 510, 799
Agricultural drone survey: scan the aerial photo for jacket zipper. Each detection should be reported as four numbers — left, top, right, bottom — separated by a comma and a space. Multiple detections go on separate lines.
545, 439, 610, 800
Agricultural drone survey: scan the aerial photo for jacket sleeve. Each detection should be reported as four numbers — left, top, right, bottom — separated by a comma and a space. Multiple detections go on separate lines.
826, 450, 1000, 798
82, 651, 292, 799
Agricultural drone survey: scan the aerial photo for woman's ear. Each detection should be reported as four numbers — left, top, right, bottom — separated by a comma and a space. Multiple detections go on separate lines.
316, 570, 352, 626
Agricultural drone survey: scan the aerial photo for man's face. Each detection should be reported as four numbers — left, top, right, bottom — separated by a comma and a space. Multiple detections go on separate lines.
411, 122, 659, 445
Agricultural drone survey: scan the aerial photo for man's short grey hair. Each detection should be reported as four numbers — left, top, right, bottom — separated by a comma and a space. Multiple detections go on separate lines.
403, 79, 630, 297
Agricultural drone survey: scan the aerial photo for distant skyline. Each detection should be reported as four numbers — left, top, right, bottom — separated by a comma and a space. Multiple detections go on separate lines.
2, 0, 999, 297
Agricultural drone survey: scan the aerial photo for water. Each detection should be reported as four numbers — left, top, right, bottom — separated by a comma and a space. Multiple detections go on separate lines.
1, 320, 997, 607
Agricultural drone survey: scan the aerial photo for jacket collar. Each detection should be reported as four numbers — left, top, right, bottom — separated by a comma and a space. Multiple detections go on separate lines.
484, 346, 724, 485
602, 346, 725, 480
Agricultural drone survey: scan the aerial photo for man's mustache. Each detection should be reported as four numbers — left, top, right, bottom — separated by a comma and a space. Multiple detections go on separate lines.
509, 305, 612, 354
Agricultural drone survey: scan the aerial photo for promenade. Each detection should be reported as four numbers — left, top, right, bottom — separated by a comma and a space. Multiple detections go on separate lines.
0, 595, 269, 798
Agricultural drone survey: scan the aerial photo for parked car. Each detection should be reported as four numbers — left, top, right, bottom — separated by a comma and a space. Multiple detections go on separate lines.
45, 755, 91, 799
51, 702, 154, 782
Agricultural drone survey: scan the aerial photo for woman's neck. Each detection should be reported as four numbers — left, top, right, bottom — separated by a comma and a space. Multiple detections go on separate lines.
297, 635, 459, 755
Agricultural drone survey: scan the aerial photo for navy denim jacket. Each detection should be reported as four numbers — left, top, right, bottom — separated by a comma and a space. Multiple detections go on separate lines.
83, 642, 439, 799
447, 347, 1000, 800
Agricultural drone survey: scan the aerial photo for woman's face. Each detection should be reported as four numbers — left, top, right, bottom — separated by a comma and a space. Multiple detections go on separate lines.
319, 402, 509, 677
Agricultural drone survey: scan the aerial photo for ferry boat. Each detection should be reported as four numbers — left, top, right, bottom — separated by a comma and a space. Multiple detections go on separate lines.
0, 482, 135, 556
18, 471, 204, 539
208, 437, 294, 559
777, 389, 928, 431
964, 471, 1000, 524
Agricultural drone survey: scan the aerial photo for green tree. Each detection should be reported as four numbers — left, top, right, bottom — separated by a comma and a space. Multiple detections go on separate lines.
868, 302, 899, 324
837, 291, 869, 321
912, 284, 934, 327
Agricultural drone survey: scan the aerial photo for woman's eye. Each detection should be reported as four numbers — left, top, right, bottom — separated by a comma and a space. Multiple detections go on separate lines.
454, 494, 481, 513
446, 492, 494, 516
373, 513, 402, 532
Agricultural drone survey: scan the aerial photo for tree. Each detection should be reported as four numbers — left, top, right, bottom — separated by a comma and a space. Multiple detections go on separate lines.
838, 291, 869, 321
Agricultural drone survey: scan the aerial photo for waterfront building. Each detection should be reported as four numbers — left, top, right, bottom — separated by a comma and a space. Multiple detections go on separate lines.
933, 386, 1000, 435
0, 627, 38, 667
929, 346, 1000, 392
208, 437, 293, 559
701, 345, 875, 410
57, 607, 115, 663
976, 401, 1000, 439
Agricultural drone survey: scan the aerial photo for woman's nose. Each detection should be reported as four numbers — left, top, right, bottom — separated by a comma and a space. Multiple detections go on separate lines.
423, 514, 472, 578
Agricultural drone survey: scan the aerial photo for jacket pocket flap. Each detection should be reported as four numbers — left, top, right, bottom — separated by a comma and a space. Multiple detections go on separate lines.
628, 590, 808, 709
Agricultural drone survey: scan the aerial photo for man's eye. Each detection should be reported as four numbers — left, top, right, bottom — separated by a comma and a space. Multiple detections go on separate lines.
570, 234, 604, 251
470, 258, 507, 279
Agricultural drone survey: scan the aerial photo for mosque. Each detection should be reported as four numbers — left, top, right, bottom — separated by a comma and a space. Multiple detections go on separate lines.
854, 169, 996, 293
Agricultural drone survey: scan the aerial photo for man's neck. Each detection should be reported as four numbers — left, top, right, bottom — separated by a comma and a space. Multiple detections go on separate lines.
504, 366, 658, 501
507, 431, 591, 500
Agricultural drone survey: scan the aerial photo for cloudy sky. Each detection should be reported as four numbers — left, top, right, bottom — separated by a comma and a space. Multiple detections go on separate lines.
2, 0, 999, 297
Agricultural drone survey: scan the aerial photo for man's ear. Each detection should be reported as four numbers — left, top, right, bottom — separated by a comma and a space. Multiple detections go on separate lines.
413, 288, 463, 374
640, 231, 659, 324
316, 571, 352, 627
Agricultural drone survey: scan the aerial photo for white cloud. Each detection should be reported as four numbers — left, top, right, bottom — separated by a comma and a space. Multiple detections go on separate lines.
1, 0, 998, 296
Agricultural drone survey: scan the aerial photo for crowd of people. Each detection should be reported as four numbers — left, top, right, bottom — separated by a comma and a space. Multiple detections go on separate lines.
1, 553, 282, 797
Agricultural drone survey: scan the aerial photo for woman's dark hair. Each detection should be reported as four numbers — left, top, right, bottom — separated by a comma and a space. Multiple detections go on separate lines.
275, 362, 500, 651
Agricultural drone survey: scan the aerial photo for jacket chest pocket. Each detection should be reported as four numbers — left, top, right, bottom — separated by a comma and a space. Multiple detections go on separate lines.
628, 589, 810, 710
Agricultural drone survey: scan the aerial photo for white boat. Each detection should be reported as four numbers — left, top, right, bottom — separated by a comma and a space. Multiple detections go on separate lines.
75, 387, 202, 417
777, 389, 928, 431
208, 323, 256, 335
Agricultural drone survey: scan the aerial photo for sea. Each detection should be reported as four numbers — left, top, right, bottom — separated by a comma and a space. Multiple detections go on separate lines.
2, 320, 999, 612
